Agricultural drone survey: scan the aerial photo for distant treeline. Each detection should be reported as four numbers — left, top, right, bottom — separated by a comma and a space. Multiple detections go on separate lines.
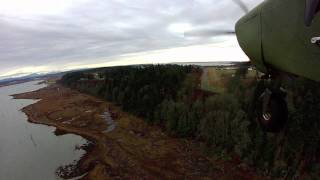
61, 65, 320, 179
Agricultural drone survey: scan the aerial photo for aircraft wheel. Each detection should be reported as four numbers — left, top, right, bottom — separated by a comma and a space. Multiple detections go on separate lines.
257, 93, 288, 133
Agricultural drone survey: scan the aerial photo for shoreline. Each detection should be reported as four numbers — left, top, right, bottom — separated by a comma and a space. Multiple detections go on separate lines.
12, 85, 97, 179
13, 83, 262, 179
12, 84, 107, 179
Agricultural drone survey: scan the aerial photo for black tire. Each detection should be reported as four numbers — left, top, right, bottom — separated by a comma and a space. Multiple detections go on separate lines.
257, 93, 288, 133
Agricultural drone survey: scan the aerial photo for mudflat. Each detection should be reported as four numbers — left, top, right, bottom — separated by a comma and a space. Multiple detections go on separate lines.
13, 83, 261, 179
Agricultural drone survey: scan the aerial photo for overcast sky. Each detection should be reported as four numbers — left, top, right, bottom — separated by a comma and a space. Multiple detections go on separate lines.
0, 0, 262, 79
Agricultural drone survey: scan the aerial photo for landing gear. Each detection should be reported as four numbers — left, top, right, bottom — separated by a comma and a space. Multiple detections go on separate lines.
254, 74, 288, 133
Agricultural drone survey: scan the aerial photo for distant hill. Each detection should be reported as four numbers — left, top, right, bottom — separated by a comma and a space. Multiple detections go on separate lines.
0, 72, 66, 87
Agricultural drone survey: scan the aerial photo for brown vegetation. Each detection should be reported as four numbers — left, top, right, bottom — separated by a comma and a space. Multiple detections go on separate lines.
13, 84, 262, 179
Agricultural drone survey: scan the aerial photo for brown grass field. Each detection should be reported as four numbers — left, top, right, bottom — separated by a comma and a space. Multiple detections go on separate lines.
200, 67, 257, 93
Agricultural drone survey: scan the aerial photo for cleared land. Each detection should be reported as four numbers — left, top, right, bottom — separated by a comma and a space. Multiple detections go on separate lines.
200, 67, 257, 93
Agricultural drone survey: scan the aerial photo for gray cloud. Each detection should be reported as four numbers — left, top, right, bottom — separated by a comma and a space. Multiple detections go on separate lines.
0, 0, 262, 76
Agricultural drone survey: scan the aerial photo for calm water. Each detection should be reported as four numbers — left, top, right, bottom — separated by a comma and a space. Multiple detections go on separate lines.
0, 81, 87, 180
